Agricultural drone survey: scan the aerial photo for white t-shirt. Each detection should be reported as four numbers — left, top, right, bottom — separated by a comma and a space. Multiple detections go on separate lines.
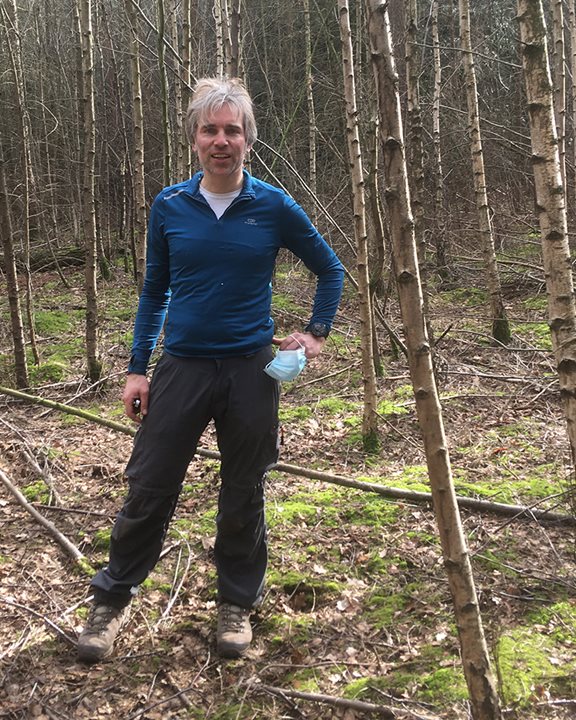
199, 186, 241, 219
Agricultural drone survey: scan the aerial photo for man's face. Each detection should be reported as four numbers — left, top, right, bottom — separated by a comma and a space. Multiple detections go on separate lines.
192, 104, 251, 187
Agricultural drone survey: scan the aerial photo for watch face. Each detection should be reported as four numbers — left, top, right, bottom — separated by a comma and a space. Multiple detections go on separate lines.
309, 322, 329, 338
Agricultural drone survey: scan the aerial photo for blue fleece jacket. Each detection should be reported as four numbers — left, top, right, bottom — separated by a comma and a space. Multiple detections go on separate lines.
128, 171, 344, 374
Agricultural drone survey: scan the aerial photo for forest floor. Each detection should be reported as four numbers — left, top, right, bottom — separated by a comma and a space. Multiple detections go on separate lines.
0, 263, 575, 720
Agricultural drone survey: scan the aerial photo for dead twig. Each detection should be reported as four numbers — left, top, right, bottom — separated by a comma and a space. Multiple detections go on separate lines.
253, 682, 439, 719
0, 598, 77, 647
0, 468, 88, 566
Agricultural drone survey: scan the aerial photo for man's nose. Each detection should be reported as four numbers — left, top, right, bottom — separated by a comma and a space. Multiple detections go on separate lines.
214, 130, 228, 145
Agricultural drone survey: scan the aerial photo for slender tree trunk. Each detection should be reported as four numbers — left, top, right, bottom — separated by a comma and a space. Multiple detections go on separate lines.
170, 0, 185, 181
126, 0, 147, 293
518, 0, 576, 472
338, 0, 379, 450
405, 0, 425, 272
157, 0, 172, 185
214, 0, 225, 77
227, 0, 241, 78
78, 0, 101, 381
0, 162, 29, 389
2, 0, 40, 366
302, 0, 317, 224
431, 0, 450, 281
459, 0, 511, 345
551, 0, 566, 192
181, 0, 193, 176
365, 2, 502, 717
571, 0, 576, 221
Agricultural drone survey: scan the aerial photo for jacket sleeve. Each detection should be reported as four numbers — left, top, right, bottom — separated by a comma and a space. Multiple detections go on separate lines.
280, 196, 345, 330
127, 195, 171, 374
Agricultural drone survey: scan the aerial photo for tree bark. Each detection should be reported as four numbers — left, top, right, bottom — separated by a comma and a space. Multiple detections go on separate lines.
1, 0, 40, 367
78, 0, 101, 381
338, 0, 379, 450
518, 0, 576, 473
365, 2, 502, 718
157, 0, 172, 186
459, 0, 510, 345
431, 0, 450, 281
0, 162, 29, 389
126, 0, 147, 294
551, 0, 566, 192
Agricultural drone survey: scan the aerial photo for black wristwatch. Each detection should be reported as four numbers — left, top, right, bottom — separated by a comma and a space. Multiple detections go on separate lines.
305, 322, 330, 338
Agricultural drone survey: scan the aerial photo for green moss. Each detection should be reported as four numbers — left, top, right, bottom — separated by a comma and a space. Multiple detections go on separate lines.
377, 399, 409, 416
22, 480, 50, 503
34, 310, 75, 335
316, 397, 359, 414
439, 287, 487, 307
288, 667, 321, 692
420, 666, 468, 702
496, 621, 576, 705
267, 569, 342, 608
365, 588, 410, 628
513, 321, 552, 350
340, 494, 399, 527
92, 528, 112, 551
29, 360, 68, 384
523, 296, 547, 311
279, 405, 313, 422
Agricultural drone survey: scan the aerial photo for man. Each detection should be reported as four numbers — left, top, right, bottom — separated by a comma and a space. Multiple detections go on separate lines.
77, 77, 344, 662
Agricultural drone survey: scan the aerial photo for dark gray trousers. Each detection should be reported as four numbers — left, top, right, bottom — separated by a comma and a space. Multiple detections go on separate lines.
90, 348, 279, 609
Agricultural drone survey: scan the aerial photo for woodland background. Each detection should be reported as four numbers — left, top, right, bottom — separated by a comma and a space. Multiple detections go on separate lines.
0, 0, 576, 719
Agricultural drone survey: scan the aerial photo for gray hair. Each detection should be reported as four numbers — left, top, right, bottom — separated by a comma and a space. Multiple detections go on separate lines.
186, 77, 257, 147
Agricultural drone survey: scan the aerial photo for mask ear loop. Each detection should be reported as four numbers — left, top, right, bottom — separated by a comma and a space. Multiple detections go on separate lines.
288, 334, 306, 350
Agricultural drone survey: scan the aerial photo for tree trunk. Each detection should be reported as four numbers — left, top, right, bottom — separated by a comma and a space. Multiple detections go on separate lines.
214, 0, 225, 77
302, 0, 317, 224
126, 0, 147, 294
78, 0, 101, 381
571, 0, 576, 219
405, 0, 425, 274
459, 0, 510, 345
551, 0, 566, 192
338, 0, 379, 450
227, 0, 242, 78
365, 2, 502, 718
181, 0, 193, 177
1, 0, 40, 367
518, 0, 576, 472
157, 0, 172, 186
431, 0, 450, 281
0, 162, 29, 389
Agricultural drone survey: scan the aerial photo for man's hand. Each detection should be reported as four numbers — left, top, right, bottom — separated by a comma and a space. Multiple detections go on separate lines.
272, 332, 326, 359
122, 373, 150, 423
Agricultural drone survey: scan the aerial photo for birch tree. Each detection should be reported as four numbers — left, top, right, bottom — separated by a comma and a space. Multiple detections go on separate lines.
157, 0, 172, 186
0, 161, 29, 389
303, 0, 318, 220
459, 0, 511, 345
431, 0, 450, 281
338, 0, 379, 449
551, 0, 566, 190
518, 0, 576, 470
1, 0, 40, 366
78, 0, 101, 381
365, 1, 502, 717
126, 0, 147, 293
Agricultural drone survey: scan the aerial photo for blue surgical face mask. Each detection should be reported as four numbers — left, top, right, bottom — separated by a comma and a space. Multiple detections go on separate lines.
264, 348, 307, 382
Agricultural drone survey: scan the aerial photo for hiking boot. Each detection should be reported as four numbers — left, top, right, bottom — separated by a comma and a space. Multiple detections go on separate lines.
77, 603, 129, 663
216, 603, 253, 658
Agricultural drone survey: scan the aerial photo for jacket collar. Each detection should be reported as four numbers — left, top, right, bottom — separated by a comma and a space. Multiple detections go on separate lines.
187, 169, 256, 200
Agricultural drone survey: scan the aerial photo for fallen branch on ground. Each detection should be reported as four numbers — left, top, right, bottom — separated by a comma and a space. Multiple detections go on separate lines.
254, 683, 439, 719
0, 467, 89, 568
1, 385, 574, 524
